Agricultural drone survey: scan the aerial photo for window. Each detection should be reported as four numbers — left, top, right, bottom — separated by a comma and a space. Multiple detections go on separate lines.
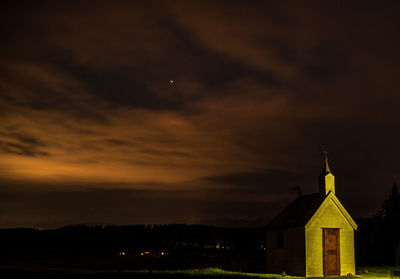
277, 231, 284, 248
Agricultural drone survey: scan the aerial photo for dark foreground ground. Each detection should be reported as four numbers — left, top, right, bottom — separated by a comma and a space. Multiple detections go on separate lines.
0, 263, 398, 279
0, 252, 266, 278
0, 266, 309, 279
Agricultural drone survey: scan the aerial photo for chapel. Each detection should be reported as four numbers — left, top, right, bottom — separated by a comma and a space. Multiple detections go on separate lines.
266, 156, 357, 277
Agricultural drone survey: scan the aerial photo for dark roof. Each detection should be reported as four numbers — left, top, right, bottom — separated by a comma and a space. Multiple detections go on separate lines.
267, 193, 326, 230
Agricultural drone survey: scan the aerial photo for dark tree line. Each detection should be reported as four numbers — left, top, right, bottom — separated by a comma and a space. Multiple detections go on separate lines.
356, 183, 400, 266
0, 224, 266, 271
0, 224, 265, 256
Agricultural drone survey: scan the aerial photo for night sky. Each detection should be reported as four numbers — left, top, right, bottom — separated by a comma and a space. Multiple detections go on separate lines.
1, 1, 400, 229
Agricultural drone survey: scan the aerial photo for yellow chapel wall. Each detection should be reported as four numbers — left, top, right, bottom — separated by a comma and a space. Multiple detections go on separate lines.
305, 199, 355, 277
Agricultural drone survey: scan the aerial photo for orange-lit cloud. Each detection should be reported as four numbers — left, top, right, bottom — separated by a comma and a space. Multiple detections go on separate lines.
1, 1, 400, 227
0, 63, 298, 188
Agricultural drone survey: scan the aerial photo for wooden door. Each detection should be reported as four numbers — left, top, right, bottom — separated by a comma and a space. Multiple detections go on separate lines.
323, 228, 340, 276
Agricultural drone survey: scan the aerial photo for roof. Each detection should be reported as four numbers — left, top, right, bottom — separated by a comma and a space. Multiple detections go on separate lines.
267, 193, 326, 230
267, 192, 358, 230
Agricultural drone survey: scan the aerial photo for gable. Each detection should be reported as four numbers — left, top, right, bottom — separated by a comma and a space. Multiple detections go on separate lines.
305, 192, 358, 230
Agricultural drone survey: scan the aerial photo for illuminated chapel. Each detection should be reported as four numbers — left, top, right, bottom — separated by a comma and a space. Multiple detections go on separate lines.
266, 157, 357, 277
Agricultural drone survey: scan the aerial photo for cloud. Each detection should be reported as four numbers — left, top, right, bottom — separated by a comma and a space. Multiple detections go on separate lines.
0, 55, 304, 189
203, 169, 306, 194
0, 183, 292, 228
1, 1, 400, 227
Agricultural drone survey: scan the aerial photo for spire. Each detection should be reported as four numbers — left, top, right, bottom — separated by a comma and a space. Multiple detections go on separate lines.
319, 151, 335, 196
321, 151, 331, 175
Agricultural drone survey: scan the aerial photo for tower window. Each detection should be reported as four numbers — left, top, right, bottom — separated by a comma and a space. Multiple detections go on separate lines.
277, 232, 284, 248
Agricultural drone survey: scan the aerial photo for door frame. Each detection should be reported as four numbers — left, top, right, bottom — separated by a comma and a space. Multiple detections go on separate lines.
322, 228, 340, 276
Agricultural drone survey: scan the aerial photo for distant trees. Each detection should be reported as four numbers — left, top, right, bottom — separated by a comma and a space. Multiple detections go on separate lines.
0, 224, 267, 271
356, 183, 400, 266
380, 183, 400, 219
378, 183, 400, 266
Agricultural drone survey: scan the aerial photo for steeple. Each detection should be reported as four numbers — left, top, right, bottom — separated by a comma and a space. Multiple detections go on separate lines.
319, 152, 335, 196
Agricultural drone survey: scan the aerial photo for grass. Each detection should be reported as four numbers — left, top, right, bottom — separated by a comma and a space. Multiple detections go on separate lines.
66, 268, 304, 279
357, 266, 400, 278
116, 268, 302, 278
0, 264, 398, 279
0, 266, 302, 279
98, 267, 400, 279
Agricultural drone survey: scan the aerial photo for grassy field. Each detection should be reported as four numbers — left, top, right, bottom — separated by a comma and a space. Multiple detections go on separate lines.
357, 266, 400, 278
0, 266, 399, 279
0, 267, 300, 279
